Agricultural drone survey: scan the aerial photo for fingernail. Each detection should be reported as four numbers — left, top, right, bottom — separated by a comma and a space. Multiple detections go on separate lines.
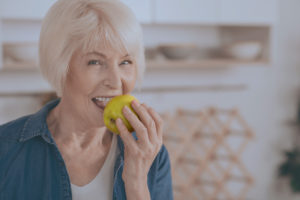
124, 106, 130, 112
132, 100, 139, 107
116, 118, 122, 124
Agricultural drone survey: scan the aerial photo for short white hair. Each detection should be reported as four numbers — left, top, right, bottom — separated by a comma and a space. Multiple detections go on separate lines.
39, 0, 145, 97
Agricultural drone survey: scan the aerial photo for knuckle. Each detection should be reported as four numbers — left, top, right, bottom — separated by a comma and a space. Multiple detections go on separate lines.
157, 116, 163, 126
155, 139, 162, 147
140, 126, 147, 133
119, 124, 128, 132
141, 103, 147, 108
136, 103, 143, 110
126, 111, 134, 119
144, 146, 154, 156
158, 121, 164, 132
147, 119, 156, 129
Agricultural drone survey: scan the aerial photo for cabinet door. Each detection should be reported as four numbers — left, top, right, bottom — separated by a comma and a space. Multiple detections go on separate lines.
121, 0, 152, 24
1, 0, 56, 19
154, 0, 218, 24
220, 0, 277, 25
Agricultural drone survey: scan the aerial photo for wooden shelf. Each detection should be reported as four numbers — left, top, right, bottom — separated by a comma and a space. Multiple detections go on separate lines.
1, 17, 43, 22
1, 58, 270, 72
146, 58, 270, 69
0, 70, 52, 96
2, 62, 38, 71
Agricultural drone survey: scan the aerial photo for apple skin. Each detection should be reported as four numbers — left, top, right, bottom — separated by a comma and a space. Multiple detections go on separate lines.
103, 94, 138, 134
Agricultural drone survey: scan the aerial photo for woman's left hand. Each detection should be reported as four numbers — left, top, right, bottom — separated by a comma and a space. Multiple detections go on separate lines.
116, 99, 163, 188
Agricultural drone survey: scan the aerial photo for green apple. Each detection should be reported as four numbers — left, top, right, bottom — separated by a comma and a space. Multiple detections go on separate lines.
103, 94, 138, 134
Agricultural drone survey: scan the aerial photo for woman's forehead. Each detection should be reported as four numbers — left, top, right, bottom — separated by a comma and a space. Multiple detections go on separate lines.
85, 50, 131, 58
82, 39, 129, 55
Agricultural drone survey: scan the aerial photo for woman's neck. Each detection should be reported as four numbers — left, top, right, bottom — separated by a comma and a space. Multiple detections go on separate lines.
46, 99, 111, 150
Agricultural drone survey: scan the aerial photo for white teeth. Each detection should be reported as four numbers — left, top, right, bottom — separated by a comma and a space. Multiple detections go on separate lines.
94, 97, 112, 102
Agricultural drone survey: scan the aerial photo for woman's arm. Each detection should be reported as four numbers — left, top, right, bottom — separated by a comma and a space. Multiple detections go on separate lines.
123, 180, 151, 200
116, 100, 166, 200
122, 145, 173, 200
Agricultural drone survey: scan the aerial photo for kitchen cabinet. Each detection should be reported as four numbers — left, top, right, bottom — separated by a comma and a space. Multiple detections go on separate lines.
121, 0, 152, 23
0, 0, 152, 23
219, 0, 277, 25
1, 0, 56, 19
154, 0, 218, 24
0, 0, 275, 71
0, 0, 277, 25
154, 0, 277, 25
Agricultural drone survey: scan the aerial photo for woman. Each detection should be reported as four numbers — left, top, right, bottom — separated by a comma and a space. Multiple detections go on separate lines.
0, 0, 173, 199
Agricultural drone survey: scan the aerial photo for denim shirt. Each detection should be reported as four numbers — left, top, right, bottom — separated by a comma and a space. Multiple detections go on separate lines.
0, 99, 173, 200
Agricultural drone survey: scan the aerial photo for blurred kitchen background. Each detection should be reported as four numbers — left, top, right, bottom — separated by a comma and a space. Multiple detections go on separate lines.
1, 0, 300, 199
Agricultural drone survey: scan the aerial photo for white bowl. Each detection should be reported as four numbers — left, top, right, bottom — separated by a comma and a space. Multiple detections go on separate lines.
158, 44, 197, 60
3, 43, 38, 62
226, 41, 262, 60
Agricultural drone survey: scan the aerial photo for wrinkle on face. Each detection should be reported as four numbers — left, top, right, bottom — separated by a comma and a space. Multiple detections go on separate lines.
60, 44, 137, 130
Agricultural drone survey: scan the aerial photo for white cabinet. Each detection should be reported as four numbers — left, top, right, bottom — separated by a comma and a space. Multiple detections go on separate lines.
154, 0, 277, 25
219, 0, 277, 25
120, 0, 153, 23
154, 0, 218, 24
1, 0, 152, 23
0, 0, 278, 25
1, 0, 56, 19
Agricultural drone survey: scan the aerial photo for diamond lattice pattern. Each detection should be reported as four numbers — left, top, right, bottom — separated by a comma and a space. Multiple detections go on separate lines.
161, 107, 254, 200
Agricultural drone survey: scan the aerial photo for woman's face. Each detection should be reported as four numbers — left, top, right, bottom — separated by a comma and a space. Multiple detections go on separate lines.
62, 45, 137, 127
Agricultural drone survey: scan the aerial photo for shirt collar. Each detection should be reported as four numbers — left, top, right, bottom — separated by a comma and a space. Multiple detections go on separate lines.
19, 98, 60, 143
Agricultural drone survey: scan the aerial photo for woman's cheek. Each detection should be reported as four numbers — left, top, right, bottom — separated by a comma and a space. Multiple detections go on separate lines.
122, 69, 137, 94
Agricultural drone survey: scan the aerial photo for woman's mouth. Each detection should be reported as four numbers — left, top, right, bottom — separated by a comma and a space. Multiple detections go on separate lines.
92, 97, 113, 111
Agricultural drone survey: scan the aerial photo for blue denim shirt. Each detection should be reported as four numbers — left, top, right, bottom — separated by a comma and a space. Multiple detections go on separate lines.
0, 99, 173, 200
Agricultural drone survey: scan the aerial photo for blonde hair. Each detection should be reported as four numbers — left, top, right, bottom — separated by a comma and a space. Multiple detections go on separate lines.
39, 0, 145, 97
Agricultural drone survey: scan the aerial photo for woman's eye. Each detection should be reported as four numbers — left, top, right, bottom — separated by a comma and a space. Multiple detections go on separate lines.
88, 60, 102, 65
120, 60, 132, 65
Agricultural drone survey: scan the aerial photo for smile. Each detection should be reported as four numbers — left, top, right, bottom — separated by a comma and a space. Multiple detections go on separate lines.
92, 97, 114, 110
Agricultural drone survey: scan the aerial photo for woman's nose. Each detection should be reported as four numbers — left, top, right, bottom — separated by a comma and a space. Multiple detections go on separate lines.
103, 65, 122, 89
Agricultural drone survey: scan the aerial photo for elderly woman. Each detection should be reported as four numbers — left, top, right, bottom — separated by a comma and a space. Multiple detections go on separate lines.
0, 0, 173, 199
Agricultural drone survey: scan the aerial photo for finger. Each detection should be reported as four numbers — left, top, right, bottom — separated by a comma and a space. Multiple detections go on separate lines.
122, 105, 149, 145
116, 118, 138, 149
131, 101, 157, 143
140, 104, 157, 143
147, 107, 164, 140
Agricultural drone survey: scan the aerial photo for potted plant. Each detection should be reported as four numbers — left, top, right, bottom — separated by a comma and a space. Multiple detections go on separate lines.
279, 148, 300, 192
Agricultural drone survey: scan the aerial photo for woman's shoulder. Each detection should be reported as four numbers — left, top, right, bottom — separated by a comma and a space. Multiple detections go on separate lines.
0, 114, 32, 141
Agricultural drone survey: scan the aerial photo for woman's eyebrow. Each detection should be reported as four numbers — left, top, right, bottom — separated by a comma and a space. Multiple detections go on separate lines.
86, 51, 106, 58
122, 54, 131, 58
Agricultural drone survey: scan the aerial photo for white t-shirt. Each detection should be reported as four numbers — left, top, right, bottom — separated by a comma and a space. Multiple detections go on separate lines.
71, 134, 119, 200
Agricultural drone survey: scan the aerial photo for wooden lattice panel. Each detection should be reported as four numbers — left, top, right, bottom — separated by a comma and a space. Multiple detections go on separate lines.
161, 107, 254, 200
